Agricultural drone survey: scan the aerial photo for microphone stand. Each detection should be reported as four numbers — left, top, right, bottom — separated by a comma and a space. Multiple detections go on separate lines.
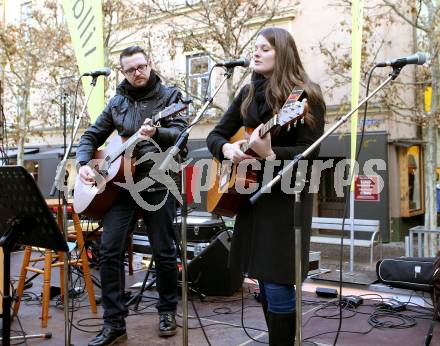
249, 66, 402, 346
159, 67, 234, 346
50, 75, 99, 346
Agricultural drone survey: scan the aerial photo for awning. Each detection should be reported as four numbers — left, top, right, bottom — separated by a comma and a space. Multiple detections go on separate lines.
391, 139, 425, 148
4, 148, 39, 159
4, 147, 77, 160
27, 147, 77, 160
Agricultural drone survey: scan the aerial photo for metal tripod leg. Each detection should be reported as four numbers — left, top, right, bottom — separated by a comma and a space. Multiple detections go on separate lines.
173, 226, 206, 302
126, 255, 156, 310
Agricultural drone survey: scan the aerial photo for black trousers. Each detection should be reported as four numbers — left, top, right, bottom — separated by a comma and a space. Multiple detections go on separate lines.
99, 190, 178, 329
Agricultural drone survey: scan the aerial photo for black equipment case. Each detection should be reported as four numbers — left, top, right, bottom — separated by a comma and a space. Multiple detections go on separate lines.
376, 257, 435, 292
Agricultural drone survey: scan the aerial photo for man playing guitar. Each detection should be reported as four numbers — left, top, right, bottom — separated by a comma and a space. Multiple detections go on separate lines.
76, 45, 186, 346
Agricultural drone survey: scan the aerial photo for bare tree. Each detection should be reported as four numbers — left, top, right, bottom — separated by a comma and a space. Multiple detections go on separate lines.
149, 0, 289, 113
317, 0, 440, 254
0, 1, 73, 166
315, 2, 423, 117
383, 0, 439, 255
370, 0, 439, 255
102, 0, 152, 68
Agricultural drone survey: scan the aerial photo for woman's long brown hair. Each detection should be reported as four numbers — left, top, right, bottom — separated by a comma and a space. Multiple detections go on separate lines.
241, 27, 325, 127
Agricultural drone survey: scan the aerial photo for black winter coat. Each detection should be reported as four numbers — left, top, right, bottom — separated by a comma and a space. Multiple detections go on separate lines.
207, 85, 325, 285
76, 75, 187, 182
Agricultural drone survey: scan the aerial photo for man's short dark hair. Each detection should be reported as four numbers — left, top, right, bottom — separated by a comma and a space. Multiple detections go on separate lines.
119, 46, 149, 67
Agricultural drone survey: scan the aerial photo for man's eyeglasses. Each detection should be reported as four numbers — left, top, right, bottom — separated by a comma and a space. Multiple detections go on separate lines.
122, 64, 149, 76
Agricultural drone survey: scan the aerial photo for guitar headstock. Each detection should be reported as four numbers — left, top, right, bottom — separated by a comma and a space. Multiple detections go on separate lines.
277, 98, 308, 127
153, 102, 188, 123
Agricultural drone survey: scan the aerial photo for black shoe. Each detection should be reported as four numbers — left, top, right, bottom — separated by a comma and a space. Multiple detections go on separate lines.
159, 312, 177, 337
88, 327, 127, 346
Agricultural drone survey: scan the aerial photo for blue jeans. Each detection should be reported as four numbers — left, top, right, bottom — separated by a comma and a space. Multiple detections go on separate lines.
100, 190, 178, 329
259, 281, 296, 314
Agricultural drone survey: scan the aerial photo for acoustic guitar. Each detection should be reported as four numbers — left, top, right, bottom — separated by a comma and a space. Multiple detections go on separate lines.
73, 102, 188, 219
206, 87, 307, 216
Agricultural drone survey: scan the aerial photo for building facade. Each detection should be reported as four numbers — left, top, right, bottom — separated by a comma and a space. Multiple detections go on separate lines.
2, 0, 436, 242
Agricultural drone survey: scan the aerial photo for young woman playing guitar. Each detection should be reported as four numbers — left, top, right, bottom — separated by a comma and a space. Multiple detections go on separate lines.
207, 27, 326, 344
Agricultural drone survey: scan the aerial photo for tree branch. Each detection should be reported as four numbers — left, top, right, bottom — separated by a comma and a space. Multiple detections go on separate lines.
381, 0, 428, 31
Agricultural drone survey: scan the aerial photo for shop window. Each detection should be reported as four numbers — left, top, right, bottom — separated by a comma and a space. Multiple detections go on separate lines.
20, 1, 32, 22
317, 157, 349, 217
399, 145, 424, 217
186, 54, 211, 115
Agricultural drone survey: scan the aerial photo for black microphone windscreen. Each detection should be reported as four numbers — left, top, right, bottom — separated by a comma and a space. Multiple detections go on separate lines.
241, 59, 250, 67
83, 67, 111, 77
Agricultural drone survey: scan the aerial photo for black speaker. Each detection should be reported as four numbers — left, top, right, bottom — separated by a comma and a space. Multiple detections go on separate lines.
185, 229, 243, 296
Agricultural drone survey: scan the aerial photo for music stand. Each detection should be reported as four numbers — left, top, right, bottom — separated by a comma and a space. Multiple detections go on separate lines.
0, 166, 68, 346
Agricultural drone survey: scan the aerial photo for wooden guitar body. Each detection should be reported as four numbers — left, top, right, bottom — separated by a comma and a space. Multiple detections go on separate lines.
207, 128, 258, 217
207, 88, 307, 216
73, 136, 134, 219
73, 102, 188, 219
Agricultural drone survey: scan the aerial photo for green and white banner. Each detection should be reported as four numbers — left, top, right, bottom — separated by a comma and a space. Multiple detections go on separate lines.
61, 0, 104, 122
351, 0, 364, 187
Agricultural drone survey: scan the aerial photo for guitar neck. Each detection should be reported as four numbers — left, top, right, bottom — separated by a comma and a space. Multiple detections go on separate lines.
259, 115, 278, 137
109, 112, 162, 162
240, 115, 278, 153
109, 132, 140, 163
241, 87, 305, 153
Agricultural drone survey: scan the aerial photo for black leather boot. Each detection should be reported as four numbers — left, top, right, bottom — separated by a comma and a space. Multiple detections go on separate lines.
261, 299, 269, 327
159, 312, 177, 337
267, 311, 296, 346
87, 327, 127, 346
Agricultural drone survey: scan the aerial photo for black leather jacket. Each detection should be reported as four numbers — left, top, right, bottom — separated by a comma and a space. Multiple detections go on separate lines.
76, 76, 187, 180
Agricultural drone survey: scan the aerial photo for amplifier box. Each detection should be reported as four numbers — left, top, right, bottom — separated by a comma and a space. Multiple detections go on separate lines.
173, 214, 226, 242
132, 234, 208, 260
135, 212, 227, 243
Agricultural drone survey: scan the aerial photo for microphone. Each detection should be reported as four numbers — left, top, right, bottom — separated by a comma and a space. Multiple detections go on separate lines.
215, 58, 250, 68
82, 67, 111, 77
376, 52, 427, 68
